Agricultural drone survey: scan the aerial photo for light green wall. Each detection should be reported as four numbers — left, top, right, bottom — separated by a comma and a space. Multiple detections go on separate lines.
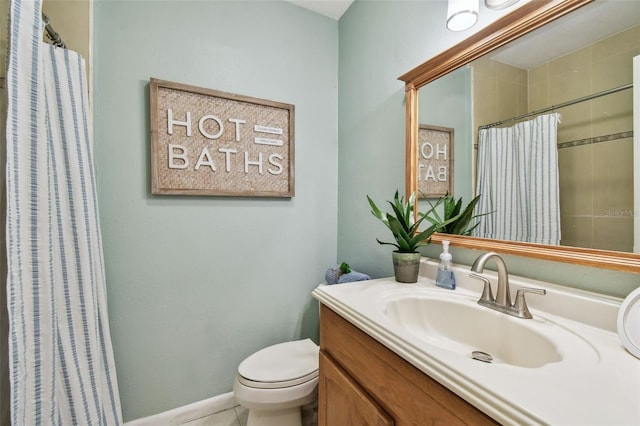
93, 1, 337, 421
337, 0, 639, 297
337, 0, 514, 279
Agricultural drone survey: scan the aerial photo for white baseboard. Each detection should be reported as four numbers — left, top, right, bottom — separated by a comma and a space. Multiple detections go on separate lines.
125, 392, 238, 426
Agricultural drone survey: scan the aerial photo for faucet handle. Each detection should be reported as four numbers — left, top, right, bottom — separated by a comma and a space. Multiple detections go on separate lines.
469, 273, 494, 303
513, 288, 546, 319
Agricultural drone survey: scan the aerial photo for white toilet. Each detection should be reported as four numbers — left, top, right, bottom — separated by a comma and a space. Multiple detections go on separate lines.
233, 338, 319, 426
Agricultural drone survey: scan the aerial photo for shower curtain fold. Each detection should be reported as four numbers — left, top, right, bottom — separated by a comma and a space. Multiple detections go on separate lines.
475, 113, 561, 245
5, 1, 122, 424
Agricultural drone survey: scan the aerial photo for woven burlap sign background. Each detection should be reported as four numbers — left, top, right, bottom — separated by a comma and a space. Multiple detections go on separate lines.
417, 125, 454, 198
150, 78, 295, 197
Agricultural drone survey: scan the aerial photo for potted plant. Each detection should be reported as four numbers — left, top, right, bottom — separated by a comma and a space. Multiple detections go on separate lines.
367, 190, 444, 283
423, 193, 490, 236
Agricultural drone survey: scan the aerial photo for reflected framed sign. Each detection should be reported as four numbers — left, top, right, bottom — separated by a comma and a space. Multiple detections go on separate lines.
418, 125, 453, 198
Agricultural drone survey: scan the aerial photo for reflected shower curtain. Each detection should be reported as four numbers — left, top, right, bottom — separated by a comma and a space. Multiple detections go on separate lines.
6, 0, 122, 424
475, 113, 561, 245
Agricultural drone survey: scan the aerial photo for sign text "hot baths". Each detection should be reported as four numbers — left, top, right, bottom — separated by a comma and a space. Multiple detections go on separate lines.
165, 109, 284, 175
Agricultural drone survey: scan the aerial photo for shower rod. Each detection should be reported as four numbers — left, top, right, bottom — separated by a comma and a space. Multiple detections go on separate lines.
478, 82, 633, 130
42, 13, 66, 48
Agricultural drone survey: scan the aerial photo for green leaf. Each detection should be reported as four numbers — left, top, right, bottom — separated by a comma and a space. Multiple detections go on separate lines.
367, 195, 386, 222
388, 215, 412, 248
368, 190, 440, 252
420, 192, 492, 236
376, 238, 401, 250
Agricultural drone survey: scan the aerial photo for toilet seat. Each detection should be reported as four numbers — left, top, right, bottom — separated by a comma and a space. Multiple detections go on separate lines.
238, 370, 318, 389
237, 339, 319, 390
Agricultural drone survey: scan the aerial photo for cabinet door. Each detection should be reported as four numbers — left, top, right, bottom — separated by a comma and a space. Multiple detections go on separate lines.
319, 351, 394, 426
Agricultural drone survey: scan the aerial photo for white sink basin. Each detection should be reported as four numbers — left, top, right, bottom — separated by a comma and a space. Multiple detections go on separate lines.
385, 294, 581, 368
312, 262, 638, 425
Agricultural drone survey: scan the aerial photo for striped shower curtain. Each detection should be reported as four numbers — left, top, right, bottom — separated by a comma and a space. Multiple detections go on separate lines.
475, 113, 561, 245
5, 1, 122, 424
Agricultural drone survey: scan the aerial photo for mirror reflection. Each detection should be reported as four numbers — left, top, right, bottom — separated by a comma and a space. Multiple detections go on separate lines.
418, 0, 639, 253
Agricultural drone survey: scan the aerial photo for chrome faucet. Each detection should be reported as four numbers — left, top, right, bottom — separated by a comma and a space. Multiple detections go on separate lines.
469, 252, 546, 319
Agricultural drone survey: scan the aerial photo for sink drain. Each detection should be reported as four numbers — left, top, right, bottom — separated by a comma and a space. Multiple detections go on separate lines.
471, 351, 493, 363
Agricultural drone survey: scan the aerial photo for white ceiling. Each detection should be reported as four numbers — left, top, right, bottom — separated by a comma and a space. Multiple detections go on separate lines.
286, 0, 354, 20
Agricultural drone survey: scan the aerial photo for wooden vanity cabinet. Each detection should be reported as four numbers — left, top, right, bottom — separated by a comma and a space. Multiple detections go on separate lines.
319, 352, 393, 425
318, 304, 498, 426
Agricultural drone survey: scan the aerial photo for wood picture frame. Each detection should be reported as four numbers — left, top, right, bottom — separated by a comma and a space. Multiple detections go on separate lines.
150, 78, 295, 197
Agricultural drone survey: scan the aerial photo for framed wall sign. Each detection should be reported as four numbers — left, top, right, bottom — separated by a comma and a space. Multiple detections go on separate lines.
150, 78, 295, 197
417, 125, 454, 198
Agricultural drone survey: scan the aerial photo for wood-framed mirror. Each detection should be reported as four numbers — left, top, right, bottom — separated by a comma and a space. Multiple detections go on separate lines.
399, 0, 640, 274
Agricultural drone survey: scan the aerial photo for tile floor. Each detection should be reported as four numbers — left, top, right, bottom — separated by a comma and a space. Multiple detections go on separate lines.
181, 405, 247, 426
180, 402, 317, 426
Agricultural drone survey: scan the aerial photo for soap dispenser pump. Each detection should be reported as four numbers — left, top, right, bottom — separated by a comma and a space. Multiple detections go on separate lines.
435, 240, 456, 290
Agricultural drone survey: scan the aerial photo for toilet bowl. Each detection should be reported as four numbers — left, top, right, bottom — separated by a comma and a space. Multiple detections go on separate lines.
233, 339, 319, 426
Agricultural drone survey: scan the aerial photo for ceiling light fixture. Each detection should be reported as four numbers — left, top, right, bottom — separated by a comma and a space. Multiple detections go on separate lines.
484, 0, 521, 10
446, 0, 479, 32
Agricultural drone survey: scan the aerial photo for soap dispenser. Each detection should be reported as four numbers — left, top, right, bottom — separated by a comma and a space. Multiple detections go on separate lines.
435, 240, 456, 290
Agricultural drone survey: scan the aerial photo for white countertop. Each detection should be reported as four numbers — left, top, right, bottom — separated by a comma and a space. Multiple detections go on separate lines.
312, 259, 640, 425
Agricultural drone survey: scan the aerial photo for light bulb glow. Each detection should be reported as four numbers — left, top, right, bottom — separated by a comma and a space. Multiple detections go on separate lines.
485, 0, 521, 10
446, 0, 479, 31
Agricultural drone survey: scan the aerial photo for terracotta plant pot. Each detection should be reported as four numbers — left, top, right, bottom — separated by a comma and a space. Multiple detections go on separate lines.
392, 251, 421, 283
